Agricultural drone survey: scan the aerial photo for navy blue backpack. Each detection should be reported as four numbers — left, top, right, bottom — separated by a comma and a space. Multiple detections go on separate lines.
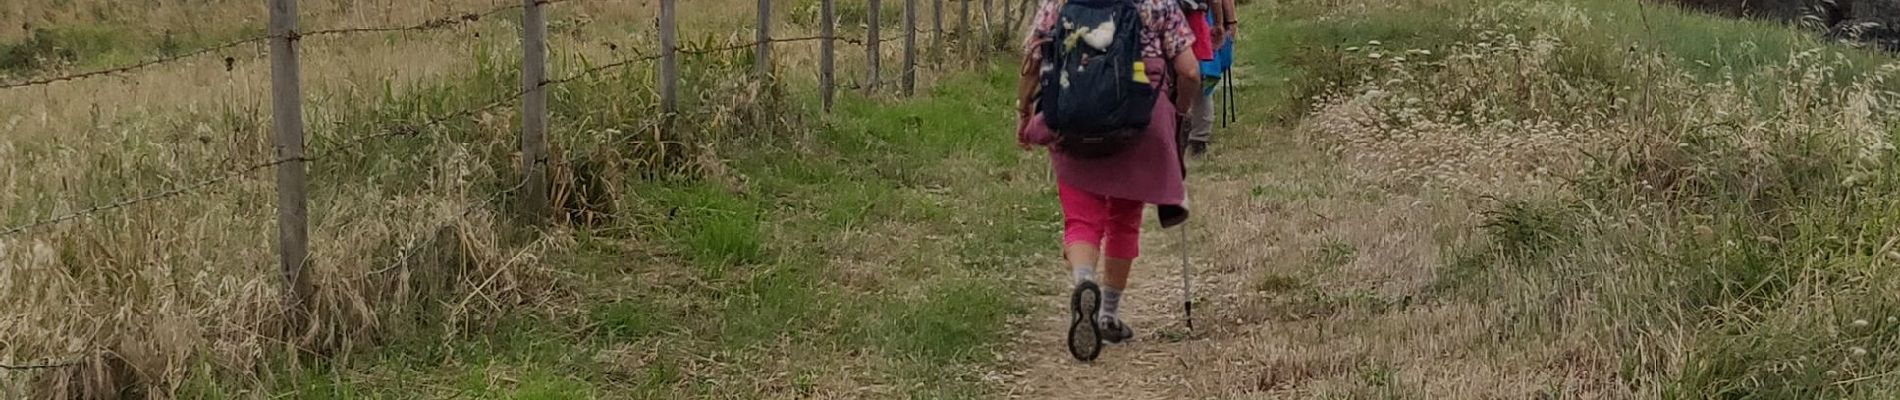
1037, 0, 1157, 158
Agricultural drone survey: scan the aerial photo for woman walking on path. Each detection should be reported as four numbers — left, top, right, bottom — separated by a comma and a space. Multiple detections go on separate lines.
1186, 0, 1238, 156
1015, 0, 1203, 361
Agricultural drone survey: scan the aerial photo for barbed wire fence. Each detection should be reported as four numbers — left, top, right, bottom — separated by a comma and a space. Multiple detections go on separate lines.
0, 0, 1022, 379
0, 359, 86, 371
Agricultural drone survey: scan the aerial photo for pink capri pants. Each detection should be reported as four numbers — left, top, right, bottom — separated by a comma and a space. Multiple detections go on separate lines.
1059, 183, 1144, 260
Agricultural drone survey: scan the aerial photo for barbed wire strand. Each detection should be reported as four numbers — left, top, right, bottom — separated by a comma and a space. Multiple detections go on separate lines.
2, 77, 537, 238
0, 157, 307, 237
570, 34, 890, 78
843, 78, 900, 91
0, 0, 574, 91
318, 95, 524, 153
0, 36, 270, 90
0, 359, 86, 371
0, 81, 534, 238
300, 2, 531, 38
677, 35, 832, 55
0, 28, 926, 237
302, 0, 574, 38
0, 29, 899, 238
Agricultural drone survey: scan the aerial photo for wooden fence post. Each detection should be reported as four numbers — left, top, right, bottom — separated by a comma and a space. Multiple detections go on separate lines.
521, 0, 549, 222
1004, 0, 1019, 37
820, 0, 835, 112
904, 0, 916, 95
659, 0, 678, 116
757, 0, 771, 78
959, 0, 970, 53
867, 0, 881, 93
267, 0, 313, 328
1013, 0, 1030, 40
981, 0, 993, 49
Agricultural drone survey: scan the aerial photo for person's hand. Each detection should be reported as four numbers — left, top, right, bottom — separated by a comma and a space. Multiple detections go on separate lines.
1015, 111, 1035, 151
1209, 25, 1227, 50
1223, 23, 1238, 44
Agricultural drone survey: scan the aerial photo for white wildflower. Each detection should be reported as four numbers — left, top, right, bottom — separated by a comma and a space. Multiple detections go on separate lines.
1854, 319, 1871, 328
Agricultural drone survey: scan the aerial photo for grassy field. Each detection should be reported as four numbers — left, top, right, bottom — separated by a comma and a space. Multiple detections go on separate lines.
1001, 0, 1900, 397
244, 67, 1053, 398
8, 0, 1900, 398
1216, 0, 1900, 396
1, 0, 1034, 398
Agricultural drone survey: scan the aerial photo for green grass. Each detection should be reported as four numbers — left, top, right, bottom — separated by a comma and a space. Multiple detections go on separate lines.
590, 297, 676, 341
647, 182, 768, 267
1243, 0, 1900, 397
1570, 0, 1891, 75
875, 278, 1020, 364
0, 24, 261, 77
240, 49, 1046, 397
60, 0, 1900, 397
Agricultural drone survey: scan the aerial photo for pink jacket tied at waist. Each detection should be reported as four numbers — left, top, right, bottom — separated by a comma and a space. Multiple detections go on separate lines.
1020, 57, 1190, 228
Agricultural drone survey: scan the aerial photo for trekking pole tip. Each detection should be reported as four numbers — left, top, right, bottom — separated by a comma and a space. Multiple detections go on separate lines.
1184, 300, 1195, 330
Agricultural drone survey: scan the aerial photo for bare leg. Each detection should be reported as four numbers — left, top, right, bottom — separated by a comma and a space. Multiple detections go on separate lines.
1102, 257, 1133, 291
1066, 242, 1101, 284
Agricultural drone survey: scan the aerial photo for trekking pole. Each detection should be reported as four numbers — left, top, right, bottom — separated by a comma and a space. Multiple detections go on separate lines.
1218, 79, 1228, 129
1179, 217, 1195, 333
1222, 65, 1237, 126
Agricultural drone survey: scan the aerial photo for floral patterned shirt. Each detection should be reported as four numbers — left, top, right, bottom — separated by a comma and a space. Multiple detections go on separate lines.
1022, 0, 1196, 60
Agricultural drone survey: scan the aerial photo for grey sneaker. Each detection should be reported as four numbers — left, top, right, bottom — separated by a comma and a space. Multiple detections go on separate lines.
1099, 315, 1135, 344
1068, 281, 1102, 361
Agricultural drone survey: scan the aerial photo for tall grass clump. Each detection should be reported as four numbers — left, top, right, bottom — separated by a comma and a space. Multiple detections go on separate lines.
0, 11, 778, 393
1287, 0, 1900, 395
3, 0, 1022, 389
0, 35, 572, 397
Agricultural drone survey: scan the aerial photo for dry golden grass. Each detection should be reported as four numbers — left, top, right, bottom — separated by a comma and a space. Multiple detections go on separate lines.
1000, 113, 1633, 398
1, 0, 1007, 396
1, 0, 1027, 395
1006, 0, 1900, 397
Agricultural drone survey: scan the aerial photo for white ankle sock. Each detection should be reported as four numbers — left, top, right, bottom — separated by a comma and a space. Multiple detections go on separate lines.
1073, 265, 1097, 285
